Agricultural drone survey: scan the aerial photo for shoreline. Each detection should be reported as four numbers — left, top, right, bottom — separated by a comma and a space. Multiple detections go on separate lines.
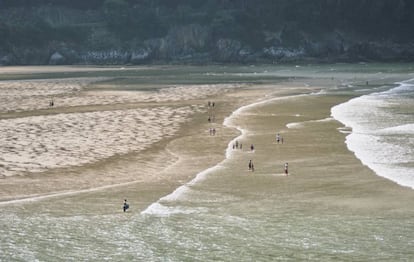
2, 65, 414, 261
0, 82, 262, 205
143, 82, 414, 216
331, 79, 414, 190
0, 66, 413, 213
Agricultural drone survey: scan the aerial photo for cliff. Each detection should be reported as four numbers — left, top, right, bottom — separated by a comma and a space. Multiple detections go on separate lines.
1, 0, 414, 65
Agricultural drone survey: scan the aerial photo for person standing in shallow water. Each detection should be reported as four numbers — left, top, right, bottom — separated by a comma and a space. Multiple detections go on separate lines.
123, 199, 129, 212
284, 163, 288, 175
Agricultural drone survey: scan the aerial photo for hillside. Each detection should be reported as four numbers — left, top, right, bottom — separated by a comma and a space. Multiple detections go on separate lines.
1, 0, 414, 65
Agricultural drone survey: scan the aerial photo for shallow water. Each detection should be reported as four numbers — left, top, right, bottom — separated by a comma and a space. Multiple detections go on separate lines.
1, 64, 414, 261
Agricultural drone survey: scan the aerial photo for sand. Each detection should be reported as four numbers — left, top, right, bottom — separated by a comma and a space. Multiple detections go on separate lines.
0, 72, 249, 203
0, 68, 413, 221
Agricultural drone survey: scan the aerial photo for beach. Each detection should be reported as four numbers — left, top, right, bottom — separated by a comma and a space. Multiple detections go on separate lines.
1, 64, 413, 261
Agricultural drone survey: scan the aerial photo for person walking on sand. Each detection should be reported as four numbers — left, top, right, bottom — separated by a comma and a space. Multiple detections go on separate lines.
123, 199, 129, 212
248, 160, 252, 170
284, 163, 288, 175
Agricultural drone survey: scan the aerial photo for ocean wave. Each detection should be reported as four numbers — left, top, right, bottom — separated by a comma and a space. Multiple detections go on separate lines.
376, 124, 414, 135
331, 79, 414, 189
286, 117, 334, 129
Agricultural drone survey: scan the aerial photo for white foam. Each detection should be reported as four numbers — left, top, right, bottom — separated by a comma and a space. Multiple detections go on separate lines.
141, 202, 203, 217
141, 164, 225, 215
286, 122, 303, 129
377, 124, 414, 135
384, 78, 414, 95
163, 164, 224, 202
286, 117, 333, 129
346, 133, 414, 188
331, 80, 414, 189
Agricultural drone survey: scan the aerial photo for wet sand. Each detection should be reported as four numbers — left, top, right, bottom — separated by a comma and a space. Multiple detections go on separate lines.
0, 72, 258, 205
2, 66, 414, 261
226, 88, 414, 215
1, 68, 413, 219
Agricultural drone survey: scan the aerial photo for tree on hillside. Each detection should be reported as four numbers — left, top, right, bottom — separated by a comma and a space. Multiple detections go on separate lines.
103, 0, 129, 29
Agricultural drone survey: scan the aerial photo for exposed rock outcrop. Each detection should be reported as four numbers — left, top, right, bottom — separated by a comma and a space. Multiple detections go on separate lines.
79, 50, 130, 65
130, 48, 151, 64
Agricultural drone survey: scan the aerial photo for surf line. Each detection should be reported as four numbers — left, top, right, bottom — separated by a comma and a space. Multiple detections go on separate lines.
142, 91, 313, 215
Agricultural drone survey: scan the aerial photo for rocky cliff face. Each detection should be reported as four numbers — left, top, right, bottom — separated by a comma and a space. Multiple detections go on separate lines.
1, 1, 414, 65
2, 23, 414, 66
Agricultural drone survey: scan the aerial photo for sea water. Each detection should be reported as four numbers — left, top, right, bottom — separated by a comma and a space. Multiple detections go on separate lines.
1, 64, 414, 261
331, 79, 414, 189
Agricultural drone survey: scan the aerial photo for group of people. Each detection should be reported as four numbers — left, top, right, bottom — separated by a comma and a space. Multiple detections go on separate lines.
207, 101, 216, 122
247, 160, 288, 175
244, 132, 288, 175
123, 118, 289, 213
208, 101, 217, 135
232, 140, 242, 150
